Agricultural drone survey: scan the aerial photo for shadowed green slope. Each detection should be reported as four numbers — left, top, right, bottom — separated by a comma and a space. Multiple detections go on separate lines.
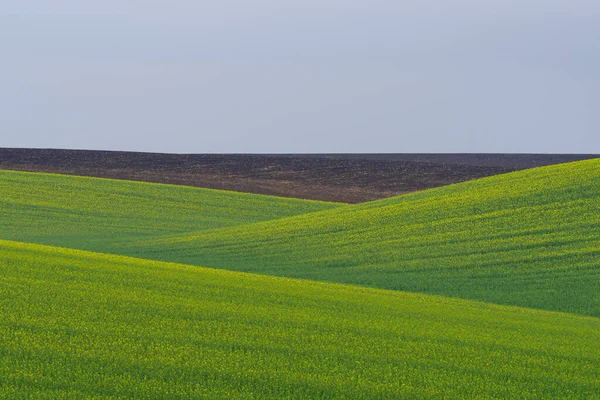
1, 240, 599, 399
123, 159, 600, 317
0, 170, 341, 249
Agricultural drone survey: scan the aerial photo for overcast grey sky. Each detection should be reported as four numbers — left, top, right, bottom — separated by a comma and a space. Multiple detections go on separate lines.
1, 1, 599, 153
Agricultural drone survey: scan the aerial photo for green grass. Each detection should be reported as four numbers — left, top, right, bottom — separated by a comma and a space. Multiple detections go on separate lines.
1, 161, 599, 317
119, 159, 600, 317
0, 170, 341, 250
1, 239, 599, 399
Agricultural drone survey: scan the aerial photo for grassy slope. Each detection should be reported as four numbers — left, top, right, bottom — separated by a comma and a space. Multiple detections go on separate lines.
1, 162, 599, 317
1, 240, 599, 399
122, 159, 600, 317
0, 170, 341, 249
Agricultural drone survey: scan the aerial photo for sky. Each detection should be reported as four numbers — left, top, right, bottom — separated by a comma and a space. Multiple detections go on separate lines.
1, 1, 599, 153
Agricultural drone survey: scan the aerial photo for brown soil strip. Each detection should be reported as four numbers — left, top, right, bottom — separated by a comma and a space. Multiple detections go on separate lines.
1, 148, 596, 203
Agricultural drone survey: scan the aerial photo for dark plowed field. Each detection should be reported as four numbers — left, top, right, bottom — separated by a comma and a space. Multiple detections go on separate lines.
1, 148, 597, 203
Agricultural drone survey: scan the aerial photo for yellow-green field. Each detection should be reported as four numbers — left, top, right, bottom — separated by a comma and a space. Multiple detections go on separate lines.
0, 170, 340, 249
1, 240, 599, 398
1, 159, 599, 398
118, 159, 600, 317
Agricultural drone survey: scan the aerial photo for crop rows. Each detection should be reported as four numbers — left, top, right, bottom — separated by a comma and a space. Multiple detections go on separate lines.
120, 159, 600, 317
1, 240, 599, 399
1, 162, 599, 317
0, 170, 340, 250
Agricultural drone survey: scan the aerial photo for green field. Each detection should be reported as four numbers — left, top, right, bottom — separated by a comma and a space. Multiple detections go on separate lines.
1, 160, 599, 398
122, 159, 600, 317
0, 170, 340, 249
1, 240, 599, 399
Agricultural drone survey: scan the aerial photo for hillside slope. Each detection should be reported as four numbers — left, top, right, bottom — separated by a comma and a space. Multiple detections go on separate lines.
124, 159, 600, 317
1, 240, 598, 399
0, 170, 341, 250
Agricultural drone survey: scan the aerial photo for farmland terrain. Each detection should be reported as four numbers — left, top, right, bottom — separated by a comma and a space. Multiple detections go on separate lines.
1, 148, 597, 202
1, 240, 599, 398
122, 159, 600, 317
1, 156, 599, 398
2, 160, 598, 317
0, 170, 339, 250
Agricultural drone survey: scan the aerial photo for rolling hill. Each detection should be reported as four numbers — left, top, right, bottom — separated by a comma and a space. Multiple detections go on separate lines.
0, 170, 341, 250
117, 159, 600, 317
0, 160, 598, 317
1, 240, 598, 399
